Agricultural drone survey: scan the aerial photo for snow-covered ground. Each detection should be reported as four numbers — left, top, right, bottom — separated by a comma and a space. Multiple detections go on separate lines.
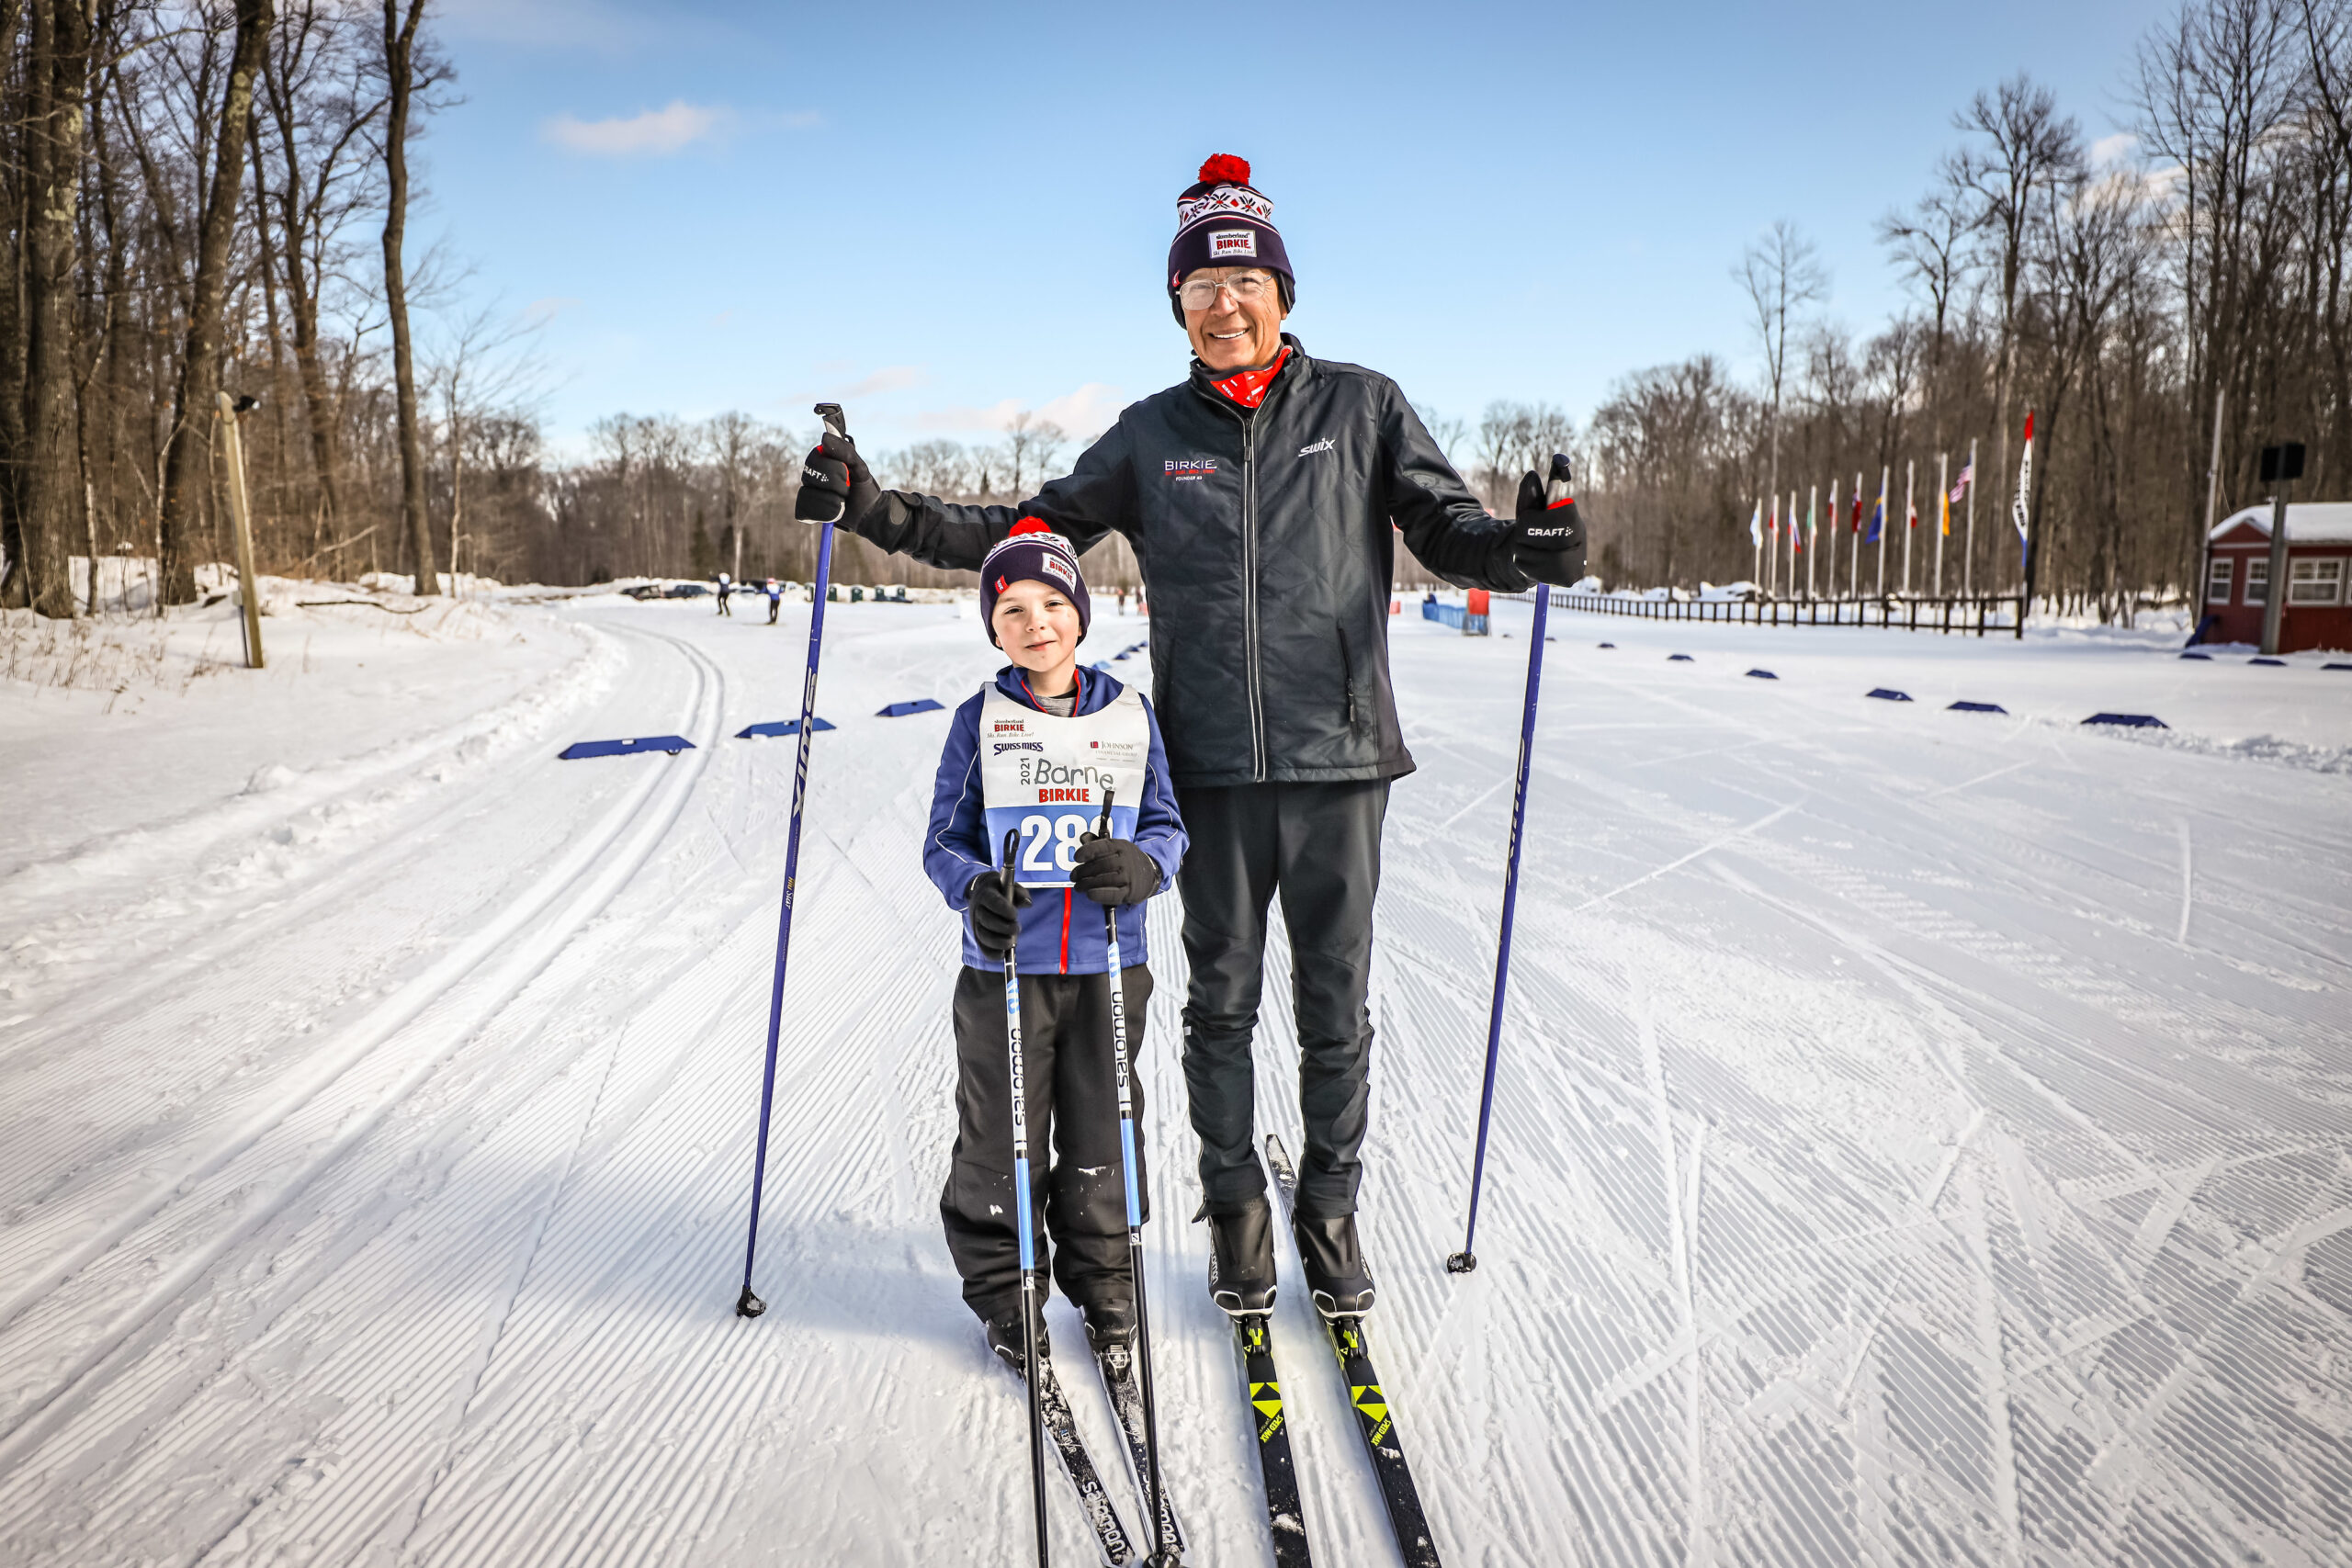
1, 586, 2347, 1566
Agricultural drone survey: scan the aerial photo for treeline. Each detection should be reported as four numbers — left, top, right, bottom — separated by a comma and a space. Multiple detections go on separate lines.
1571, 0, 2352, 622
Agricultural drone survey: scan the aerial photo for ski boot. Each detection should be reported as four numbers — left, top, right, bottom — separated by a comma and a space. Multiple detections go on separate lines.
1204, 1197, 1278, 1316
1084, 1300, 1138, 1382
985, 1313, 1050, 1377
1293, 1212, 1376, 1317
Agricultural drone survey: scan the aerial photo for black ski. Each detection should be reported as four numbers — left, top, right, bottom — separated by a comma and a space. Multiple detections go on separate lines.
1266, 1134, 1443, 1568
1018, 1354, 1137, 1565
1096, 1347, 1187, 1560
1234, 1312, 1314, 1566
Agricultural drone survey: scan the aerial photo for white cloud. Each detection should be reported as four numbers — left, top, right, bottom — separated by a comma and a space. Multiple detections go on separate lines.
833, 365, 929, 399
916, 383, 1125, 440
543, 101, 727, 156
2091, 131, 2138, 166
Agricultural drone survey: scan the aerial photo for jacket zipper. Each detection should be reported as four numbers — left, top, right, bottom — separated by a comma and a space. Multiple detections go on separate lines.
1339, 625, 1356, 727
1241, 416, 1267, 781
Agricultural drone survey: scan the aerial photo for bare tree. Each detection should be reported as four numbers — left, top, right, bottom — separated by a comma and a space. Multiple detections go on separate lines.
378, 0, 435, 593
1001, 411, 1066, 499
156, 0, 274, 604
1735, 219, 1829, 504
17, 0, 93, 615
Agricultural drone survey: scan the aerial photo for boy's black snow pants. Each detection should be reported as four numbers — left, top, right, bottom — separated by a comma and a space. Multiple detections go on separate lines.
942, 963, 1153, 1325
1175, 779, 1388, 1221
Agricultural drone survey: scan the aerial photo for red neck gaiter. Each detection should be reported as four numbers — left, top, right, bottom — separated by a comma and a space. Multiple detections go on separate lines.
1209, 344, 1292, 410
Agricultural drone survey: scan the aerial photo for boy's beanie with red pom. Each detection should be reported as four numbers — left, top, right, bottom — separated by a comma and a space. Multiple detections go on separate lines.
979, 518, 1091, 646
1167, 153, 1294, 319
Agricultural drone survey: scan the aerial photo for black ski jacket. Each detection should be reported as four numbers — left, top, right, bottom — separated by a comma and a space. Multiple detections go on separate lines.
848, 336, 1527, 788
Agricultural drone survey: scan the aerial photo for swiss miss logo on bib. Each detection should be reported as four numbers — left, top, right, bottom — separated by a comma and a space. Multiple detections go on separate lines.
979, 685, 1148, 887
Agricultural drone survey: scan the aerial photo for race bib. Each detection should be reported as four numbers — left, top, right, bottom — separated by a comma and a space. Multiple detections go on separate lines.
979, 685, 1149, 887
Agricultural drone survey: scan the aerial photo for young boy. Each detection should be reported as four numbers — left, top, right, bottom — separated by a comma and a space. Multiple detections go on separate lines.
923, 519, 1186, 1374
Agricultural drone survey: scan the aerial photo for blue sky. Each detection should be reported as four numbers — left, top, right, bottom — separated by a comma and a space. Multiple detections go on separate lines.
429, 0, 2177, 457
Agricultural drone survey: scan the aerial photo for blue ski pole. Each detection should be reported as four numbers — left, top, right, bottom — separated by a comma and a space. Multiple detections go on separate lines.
1093, 793, 1177, 1565
1001, 828, 1053, 1568
1450, 453, 1570, 1275
738, 401, 848, 1319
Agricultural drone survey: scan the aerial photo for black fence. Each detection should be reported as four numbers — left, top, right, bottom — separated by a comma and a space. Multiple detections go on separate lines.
1526, 589, 2026, 637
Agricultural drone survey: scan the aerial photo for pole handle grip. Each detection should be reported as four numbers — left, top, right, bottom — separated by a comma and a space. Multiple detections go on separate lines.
1544, 453, 1573, 508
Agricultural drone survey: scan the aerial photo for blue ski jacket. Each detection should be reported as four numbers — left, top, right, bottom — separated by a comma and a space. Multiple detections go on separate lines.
926, 666, 1187, 974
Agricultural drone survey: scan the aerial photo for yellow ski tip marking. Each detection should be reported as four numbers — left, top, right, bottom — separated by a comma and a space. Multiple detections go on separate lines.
1351, 1383, 1388, 1424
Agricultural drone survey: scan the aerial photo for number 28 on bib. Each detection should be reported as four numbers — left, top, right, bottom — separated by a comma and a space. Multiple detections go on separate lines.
978, 686, 1150, 888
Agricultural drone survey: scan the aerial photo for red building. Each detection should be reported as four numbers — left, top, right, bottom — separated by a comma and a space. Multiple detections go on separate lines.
2203, 503, 2352, 651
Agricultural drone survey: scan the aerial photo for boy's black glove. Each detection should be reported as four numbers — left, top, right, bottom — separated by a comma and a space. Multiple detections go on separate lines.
967, 872, 1032, 959
796, 428, 881, 525
1511, 455, 1587, 586
1072, 837, 1159, 906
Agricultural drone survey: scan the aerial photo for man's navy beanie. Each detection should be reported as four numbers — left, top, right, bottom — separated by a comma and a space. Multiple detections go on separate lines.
980, 519, 1091, 645
1167, 153, 1295, 324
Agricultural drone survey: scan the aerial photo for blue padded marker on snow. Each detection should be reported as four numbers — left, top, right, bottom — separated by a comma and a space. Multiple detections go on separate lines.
1598, 642, 1615, 649
1747, 669, 1778, 680
2180, 651, 2211, 660
560, 735, 695, 760
2250, 657, 2286, 666
1867, 688, 1913, 702
876, 698, 945, 717
2327, 662, 2352, 671
2085, 713, 2167, 728
737, 717, 836, 739
1949, 701, 2007, 714
1668, 653, 1693, 661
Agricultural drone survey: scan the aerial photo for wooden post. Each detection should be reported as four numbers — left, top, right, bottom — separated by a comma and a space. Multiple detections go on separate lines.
218, 390, 264, 669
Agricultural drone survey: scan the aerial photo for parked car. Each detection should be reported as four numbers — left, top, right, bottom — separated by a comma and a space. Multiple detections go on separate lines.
663, 582, 710, 599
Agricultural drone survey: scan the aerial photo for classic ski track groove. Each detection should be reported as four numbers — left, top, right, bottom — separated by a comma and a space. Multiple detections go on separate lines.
0, 607, 2346, 1566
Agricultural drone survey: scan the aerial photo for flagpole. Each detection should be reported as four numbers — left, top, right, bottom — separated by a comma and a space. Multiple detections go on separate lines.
1965, 436, 1978, 598
1939, 452, 1951, 598
1826, 477, 1838, 607
1807, 482, 1818, 600
1787, 490, 1797, 594
1751, 500, 1761, 588
1876, 465, 1888, 600
1903, 458, 1915, 597
1849, 469, 1861, 609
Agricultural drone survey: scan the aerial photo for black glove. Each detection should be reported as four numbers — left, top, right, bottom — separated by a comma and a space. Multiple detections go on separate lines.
1071, 835, 1159, 907
966, 871, 1033, 959
1511, 455, 1588, 586
795, 428, 881, 525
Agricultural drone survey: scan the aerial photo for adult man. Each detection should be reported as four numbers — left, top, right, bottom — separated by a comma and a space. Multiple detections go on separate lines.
797, 154, 1585, 1320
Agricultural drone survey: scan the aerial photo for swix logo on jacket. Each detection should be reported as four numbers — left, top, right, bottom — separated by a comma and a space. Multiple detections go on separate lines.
1298, 436, 1335, 457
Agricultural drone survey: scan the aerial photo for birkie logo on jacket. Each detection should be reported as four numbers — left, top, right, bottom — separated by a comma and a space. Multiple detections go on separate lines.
1164, 457, 1217, 483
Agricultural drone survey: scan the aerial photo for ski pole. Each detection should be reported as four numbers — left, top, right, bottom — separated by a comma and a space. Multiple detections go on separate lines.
737, 401, 848, 1319
1094, 793, 1175, 1565
1449, 454, 1569, 1276
1003, 827, 1053, 1568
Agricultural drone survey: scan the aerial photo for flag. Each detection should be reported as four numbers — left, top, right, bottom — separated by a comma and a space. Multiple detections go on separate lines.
1749, 500, 1762, 547
1867, 497, 1883, 544
2012, 412, 2034, 544
1769, 496, 1779, 538
1950, 459, 1973, 505
1907, 499, 1918, 531
1851, 482, 1864, 534
1939, 484, 1951, 538
1803, 491, 1814, 552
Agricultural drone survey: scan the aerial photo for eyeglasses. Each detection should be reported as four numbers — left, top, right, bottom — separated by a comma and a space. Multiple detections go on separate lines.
1177, 272, 1274, 311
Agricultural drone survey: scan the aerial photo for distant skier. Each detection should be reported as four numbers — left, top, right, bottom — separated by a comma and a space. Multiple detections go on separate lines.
715, 571, 734, 615
923, 521, 1186, 1371
800, 152, 1584, 1322
763, 578, 782, 624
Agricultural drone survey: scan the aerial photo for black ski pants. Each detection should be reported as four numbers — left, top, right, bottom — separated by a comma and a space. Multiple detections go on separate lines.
941, 963, 1153, 1325
1176, 779, 1388, 1220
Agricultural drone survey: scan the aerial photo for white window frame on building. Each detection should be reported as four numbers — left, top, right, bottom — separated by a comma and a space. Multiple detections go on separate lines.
2207, 557, 2234, 603
2288, 556, 2345, 605
2246, 557, 2269, 604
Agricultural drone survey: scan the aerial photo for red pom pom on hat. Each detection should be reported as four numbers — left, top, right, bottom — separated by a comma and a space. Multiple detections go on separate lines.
1010, 516, 1052, 536
1197, 153, 1251, 186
